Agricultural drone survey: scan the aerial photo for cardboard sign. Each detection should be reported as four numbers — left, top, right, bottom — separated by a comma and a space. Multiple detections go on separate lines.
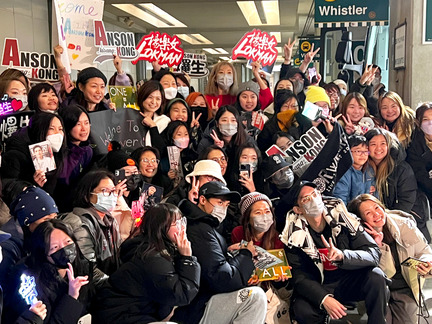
0, 111, 34, 144
133, 32, 184, 67
88, 108, 147, 155
93, 20, 138, 64
167, 145, 184, 186
284, 127, 327, 176
1, 39, 59, 81
173, 52, 209, 78
53, 0, 105, 70
253, 248, 292, 282
265, 145, 288, 157
108, 86, 139, 110
232, 29, 278, 67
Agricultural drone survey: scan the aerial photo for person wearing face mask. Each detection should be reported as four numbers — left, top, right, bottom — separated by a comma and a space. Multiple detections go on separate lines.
323, 82, 342, 116
279, 181, 388, 324
0, 76, 29, 111
176, 72, 193, 99
333, 79, 348, 104
285, 68, 308, 107
407, 102, 432, 212
73, 170, 122, 276
1, 112, 66, 196
186, 92, 212, 131
105, 144, 142, 242
257, 91, 303, 154
173, 181, 267, 324
152, 70, 181, 100
262, 154, 295, 202
7, 219, 93, 324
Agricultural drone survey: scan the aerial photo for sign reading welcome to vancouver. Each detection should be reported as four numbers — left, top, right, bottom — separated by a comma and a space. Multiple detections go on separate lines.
315, 0, 389, 28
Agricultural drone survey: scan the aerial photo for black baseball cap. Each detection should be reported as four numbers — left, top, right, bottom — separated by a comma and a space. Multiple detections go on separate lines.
292, 181, 317, 205
262, 154, 293, 180
199, 181, 241, 203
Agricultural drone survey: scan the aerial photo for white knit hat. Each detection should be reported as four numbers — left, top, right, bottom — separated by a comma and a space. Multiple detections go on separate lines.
185, 160, 226, 185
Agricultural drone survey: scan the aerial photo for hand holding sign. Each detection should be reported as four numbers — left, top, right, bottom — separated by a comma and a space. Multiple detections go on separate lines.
30, 300, 47, 320
113, 54, 123, 73
321, 235, 344, 262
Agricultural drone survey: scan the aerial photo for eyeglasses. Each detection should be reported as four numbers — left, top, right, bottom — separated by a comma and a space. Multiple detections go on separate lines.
351, 150, 370, 156
141, 158, 160, 165
211, 157, 227, 164
299, 189, 319, 205
171, 216, 187, 231
91, 188, 118, 197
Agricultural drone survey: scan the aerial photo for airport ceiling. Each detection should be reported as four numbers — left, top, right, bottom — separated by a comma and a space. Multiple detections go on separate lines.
103, 0, 316, 63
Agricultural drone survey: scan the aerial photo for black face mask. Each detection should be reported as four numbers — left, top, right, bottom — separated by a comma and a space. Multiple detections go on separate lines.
126, 174, 141, 191
49, 243, 77, 269
190, 106, 208, 124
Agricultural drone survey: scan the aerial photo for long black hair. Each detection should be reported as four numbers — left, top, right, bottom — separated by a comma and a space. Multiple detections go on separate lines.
58, 104, 90, 145
28, 83, 59, 112
214, 105, 248, 148
26, 219, 90, 302
135, 203, 181, 261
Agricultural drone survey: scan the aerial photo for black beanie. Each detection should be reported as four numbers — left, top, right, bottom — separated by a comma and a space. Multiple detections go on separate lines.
106, 141, 136, 172
77, 67, 107, 86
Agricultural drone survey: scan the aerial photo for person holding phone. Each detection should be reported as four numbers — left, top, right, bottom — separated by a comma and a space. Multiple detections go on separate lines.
348, 194, 432, 324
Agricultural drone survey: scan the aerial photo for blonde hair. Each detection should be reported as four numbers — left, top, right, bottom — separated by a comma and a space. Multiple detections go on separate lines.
205, 62, 238, 96
378, 91, 415, 148
364, 129, 397, 203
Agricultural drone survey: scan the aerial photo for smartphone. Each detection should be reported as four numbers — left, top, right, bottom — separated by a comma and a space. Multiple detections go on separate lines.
302, 101, 327, 121
308, 67, 317, 83
239, 164, 251, 178
401, 257, 429, 270
114, 169, 126, 184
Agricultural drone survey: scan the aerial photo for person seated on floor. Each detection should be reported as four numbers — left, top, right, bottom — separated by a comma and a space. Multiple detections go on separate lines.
172, 181, 267, 324
280, 181, 388, 324
348, 194, 432, 324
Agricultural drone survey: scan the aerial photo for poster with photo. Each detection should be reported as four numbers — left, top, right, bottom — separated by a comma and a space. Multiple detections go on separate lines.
29, 141, 56, 172
140, 183, 163, 212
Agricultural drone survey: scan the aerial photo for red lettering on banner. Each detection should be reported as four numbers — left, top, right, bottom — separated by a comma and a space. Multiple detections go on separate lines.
32, 69, 38, 78
2, 38, 20, 66
94, 20, 108, 46
132, 32, 184, 66
232, 29, 278, 66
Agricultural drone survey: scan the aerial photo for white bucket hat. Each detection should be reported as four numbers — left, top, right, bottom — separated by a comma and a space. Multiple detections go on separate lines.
185, 160, 226, 185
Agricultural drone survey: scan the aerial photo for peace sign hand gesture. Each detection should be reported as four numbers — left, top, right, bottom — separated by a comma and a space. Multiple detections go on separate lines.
363, 222, 384, 247
342, 115, 355, 135
283, 38, 296, 63
211, 98, 220, 117
190, 111, 202, 129
66, 262, 89, 300
303, 43, 320, 65
188, 177, 200, 204
321, 235, 344, 262
360, 65, 379, 86
210, 129, 224, 148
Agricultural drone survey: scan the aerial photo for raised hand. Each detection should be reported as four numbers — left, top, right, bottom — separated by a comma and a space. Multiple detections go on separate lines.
210, 98, 220, 117
303, 43, 320, 65
342, 115, 355, 135
66, 263, 89, 300
113, 54, 123, 73
239, 171, 256, 193
210, 129, 224, 148
115, 178, 128, 197
283, 38, 296, 63
33, 170, 47, 187
321, 235, 344, 262
151, 60, 161, 72
140, 112, 157, 128
53, 45, 63, 59
190, 111, 202, 129
251, 61, 261, 76
363, 222, 384, 247
359, 65, 379, 86
322, 296, 347, 320
30, 300, 47, 320
188, 177, 200, 203
174, 226, 192, 256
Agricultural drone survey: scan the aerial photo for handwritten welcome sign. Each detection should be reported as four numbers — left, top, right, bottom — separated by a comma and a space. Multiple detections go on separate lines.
133, 32, 184, 67
232, 29, 278, 67
53, 0, 104, 70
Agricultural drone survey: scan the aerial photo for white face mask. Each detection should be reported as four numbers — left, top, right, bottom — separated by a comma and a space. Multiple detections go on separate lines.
164, 87, 178, 100
302, 195, 325, 217
174, 137, 190, 149
210, 203, 228, 223
252, 213, 274, 233
421, 120, 432, 135
92, 193, 117, 214
217, 74, 234, 91
219, 123, 238, 136
240, 161, 258, 173
12, 95, 28, 111
177, 86, 189, 98
340, 89, 347, 96
46, 133, 63, 152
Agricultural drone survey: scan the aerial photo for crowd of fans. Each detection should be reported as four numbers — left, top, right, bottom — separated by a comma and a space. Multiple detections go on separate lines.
0, 38, 431, 324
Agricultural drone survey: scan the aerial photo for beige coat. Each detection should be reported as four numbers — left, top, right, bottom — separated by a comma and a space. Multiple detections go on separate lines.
379, 210, 432, 304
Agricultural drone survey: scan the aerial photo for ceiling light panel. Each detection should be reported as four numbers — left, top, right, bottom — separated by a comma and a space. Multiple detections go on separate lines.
176, 34, 213, 45
237, 1, 280, 26
112, 3, 187, 28
270, 32, 281, 43
203, 48, 219, 55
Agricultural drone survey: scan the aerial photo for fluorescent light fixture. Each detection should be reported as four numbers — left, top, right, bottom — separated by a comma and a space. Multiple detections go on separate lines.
215, 48, 229, 54
203, 48, 228, 55
237, 1, 280, 26
176, 34, 213, 45
270, 32, 281, 43
112, 3, 187, 28
219, 56, 231, 61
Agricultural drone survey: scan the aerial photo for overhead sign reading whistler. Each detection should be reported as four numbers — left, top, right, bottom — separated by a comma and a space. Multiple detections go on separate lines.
314, 0, 389, 28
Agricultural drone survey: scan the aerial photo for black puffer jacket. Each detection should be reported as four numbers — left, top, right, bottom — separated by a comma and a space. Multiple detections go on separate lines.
172, 199, 255, 324
93, 237, 200, 324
